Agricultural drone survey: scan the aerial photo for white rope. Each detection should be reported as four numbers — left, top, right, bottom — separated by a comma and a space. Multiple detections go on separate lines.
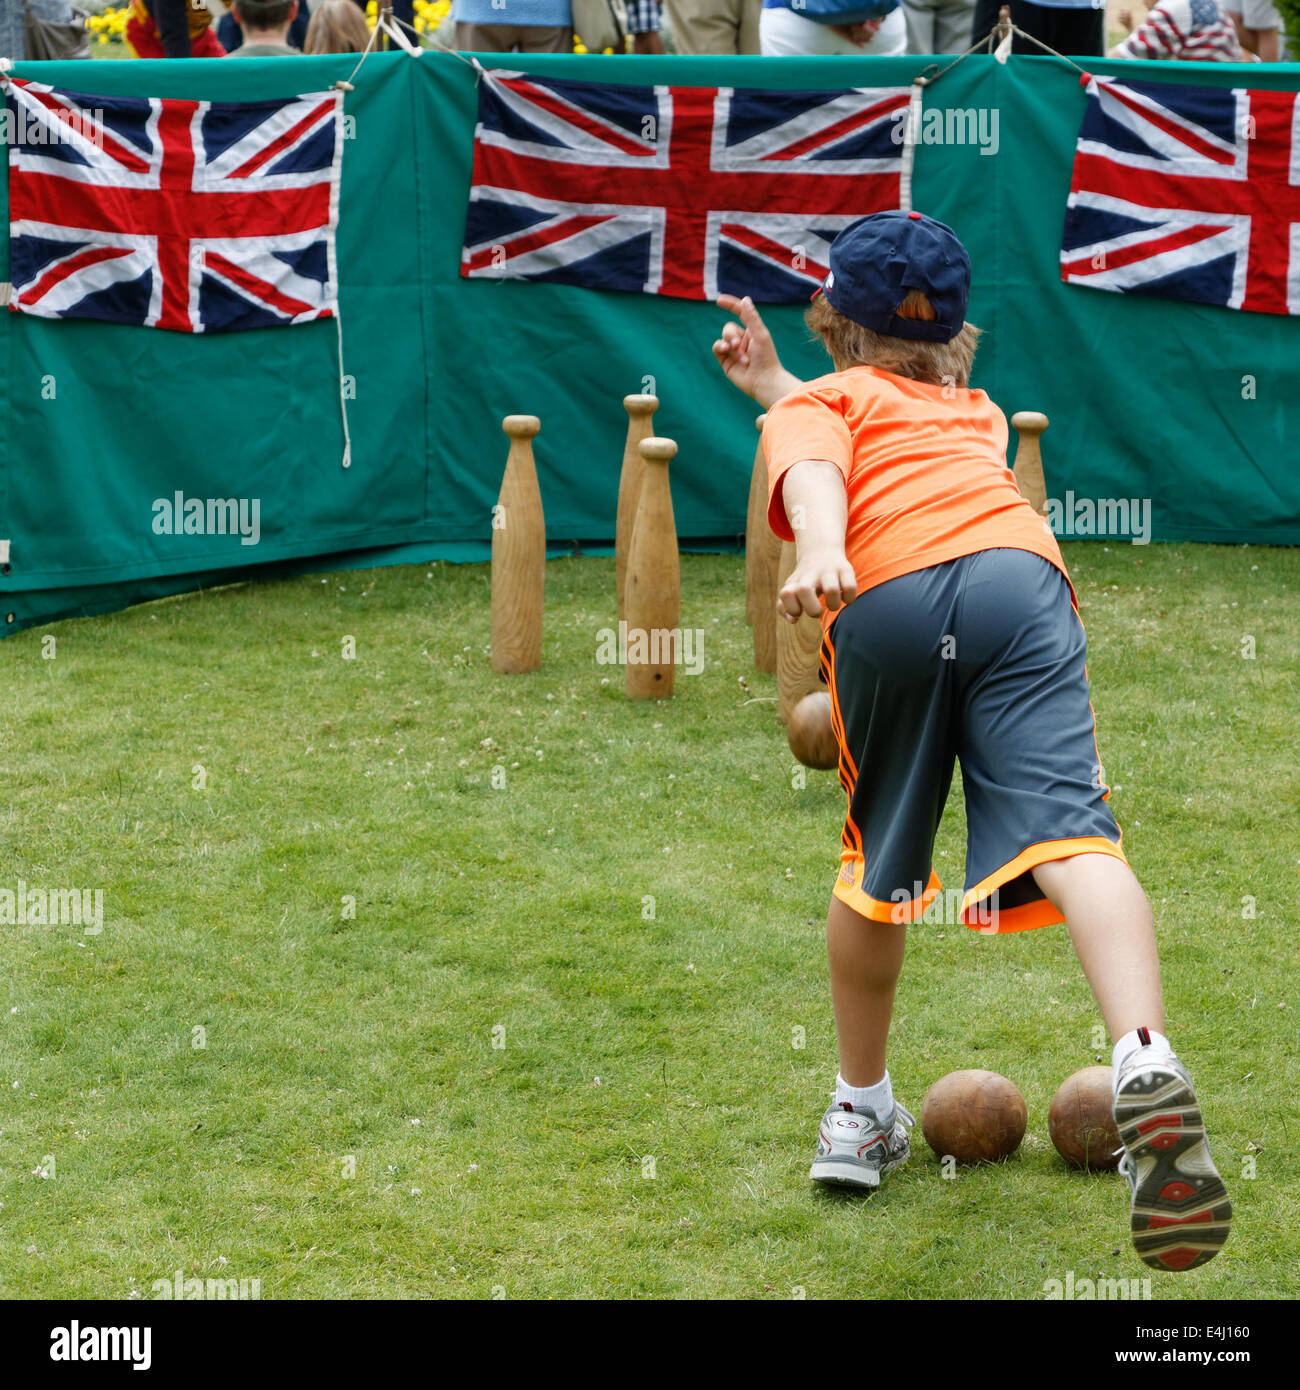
377, 11, 423, 57
910, 26, 994, 88
993, 17, 1015, 63
335, 306, 352, 470
899, 85, 922, 211
911, 11, 1090, 87
337, 15, 382, 89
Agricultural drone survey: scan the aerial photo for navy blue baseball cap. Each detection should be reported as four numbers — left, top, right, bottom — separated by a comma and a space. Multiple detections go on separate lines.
814, 211, 970, 344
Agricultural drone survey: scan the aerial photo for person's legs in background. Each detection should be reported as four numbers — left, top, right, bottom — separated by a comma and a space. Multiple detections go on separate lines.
737, 0, 762, 52
453, 18, 571, 52
969, 0, 1002, 45
517, 22, 574, 50
455, 22, 523, 49
667, 0, 761, 53
907, 0, 975, 53
903, 0, 936, 53
936, 0, 975, 50
665, 0, 726, 52
1008, 0, 1104, 55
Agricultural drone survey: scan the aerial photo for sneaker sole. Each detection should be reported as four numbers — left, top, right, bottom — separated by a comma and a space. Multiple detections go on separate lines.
809, 1149, 909, 1190
809, 1157, 883, 1189
1114, 1066, 1232, 1273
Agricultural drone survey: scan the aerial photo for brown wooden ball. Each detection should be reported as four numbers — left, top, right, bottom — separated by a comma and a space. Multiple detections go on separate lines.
1048, 1065, 1121, 1170
787, 692, 838, 770
921, 1069, 1027, 1164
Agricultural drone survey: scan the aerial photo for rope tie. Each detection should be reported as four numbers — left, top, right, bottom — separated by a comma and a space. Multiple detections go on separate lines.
912, 5, 1091, 87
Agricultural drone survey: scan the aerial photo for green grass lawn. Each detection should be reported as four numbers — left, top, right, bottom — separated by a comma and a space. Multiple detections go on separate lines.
1, 543, 1296, 1300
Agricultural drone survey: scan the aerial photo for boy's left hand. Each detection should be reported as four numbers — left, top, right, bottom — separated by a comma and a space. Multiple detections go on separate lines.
712, 294, 803, 411
778, 550, 858, 622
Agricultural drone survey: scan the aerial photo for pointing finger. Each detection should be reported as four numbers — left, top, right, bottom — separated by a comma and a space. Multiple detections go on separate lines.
737, 296, 773, 347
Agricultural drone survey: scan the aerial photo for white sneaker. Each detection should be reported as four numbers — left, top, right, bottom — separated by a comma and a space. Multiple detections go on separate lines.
809, 1099, 915, 1189
1113, 1047, 1232, 1272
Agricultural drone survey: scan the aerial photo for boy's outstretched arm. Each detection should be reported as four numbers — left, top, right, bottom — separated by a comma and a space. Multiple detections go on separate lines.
712, 295, 805, 411
776, 460, 857, 622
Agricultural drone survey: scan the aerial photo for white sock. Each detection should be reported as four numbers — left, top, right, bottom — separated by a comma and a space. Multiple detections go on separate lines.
835, 1070, 893, 1120
1112, 1027, 1174, 1074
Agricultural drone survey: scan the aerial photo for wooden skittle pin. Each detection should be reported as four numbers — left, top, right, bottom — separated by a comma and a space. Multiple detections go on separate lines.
745, 413, 781, 674
1010, 411, 1050, 518
491, 415, 545, 674
625, 436, 679, 700
776, 539, 825, 725
616, 394, 659, 624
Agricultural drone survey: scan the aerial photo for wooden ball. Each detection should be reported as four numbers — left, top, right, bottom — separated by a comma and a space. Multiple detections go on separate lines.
921, 1069, 1027, 1164
1048, 1066, 1121, 1170
787, 692, 838, 770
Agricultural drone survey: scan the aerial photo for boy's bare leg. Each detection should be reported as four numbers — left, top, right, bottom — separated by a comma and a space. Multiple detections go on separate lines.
1030, 853, 1164, 1038
1035, 852, 1231, 1271
811, 897, 913, 1187
827, 896, 907, 1086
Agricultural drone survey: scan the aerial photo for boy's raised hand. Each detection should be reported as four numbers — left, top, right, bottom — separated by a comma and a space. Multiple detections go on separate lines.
712, 294, 803, 411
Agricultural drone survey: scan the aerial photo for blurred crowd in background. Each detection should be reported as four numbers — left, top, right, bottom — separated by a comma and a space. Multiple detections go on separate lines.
4, 0, 1295, 72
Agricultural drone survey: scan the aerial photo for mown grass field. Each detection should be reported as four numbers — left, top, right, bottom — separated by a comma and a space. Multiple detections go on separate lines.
1, 543, 1296, 1300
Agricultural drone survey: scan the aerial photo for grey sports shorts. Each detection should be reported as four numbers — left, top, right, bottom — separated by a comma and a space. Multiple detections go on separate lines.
821, 548, 1125, 933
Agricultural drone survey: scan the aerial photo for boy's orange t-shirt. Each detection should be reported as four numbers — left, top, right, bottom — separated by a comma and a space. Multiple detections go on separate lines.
763, 365, 1072, 629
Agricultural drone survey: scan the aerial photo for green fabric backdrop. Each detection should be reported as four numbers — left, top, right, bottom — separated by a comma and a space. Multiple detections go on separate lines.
3, 51, 1298, 637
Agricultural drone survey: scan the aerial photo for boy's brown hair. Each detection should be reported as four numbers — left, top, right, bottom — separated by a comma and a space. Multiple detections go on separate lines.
806, 289, 981, 388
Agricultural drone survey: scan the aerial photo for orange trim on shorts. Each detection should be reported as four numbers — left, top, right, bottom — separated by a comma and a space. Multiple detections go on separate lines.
834, 863, 942, 924
822, 633, 863, 861
967, 897, 1065, 935
1070, 602, 1113, 805
960, 836, 1127, 933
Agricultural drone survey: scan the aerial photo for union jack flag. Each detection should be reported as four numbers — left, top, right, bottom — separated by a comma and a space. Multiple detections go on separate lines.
462, 71, 915, 303
1061, 76, 1300, 317
5, 78, 342, 333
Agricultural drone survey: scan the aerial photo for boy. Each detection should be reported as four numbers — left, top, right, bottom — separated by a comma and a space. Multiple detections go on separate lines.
711, 211, 1231, 1272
